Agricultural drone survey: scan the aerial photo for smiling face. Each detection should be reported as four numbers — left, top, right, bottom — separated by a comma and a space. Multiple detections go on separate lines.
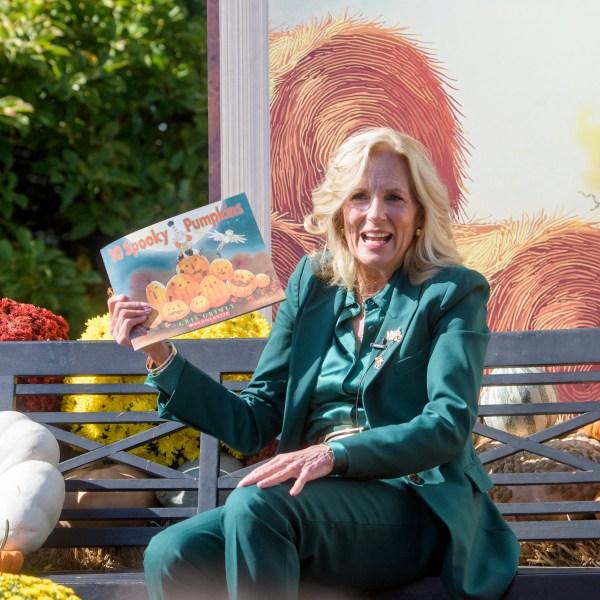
227, 269, 258, 297
210, 258, 234, 281
177, 254, 210, 281
342, 149, 422, 289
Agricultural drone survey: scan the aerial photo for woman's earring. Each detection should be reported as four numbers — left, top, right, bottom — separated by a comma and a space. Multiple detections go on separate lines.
415, 228, 422, 237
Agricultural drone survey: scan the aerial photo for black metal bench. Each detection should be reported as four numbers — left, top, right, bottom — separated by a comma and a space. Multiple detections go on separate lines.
1, 328, 600, 599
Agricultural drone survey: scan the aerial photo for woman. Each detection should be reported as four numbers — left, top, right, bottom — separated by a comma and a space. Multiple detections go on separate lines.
109, 128, 520, 600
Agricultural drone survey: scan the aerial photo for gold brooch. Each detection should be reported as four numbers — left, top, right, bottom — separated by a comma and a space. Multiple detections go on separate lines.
374, 355, 385, 370
386, 329, 403, 343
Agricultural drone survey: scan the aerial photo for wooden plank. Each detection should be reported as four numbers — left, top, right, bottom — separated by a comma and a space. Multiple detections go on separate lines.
476, 421, 600, 468
0, 375, 15, 410
63, 479, 200, 491
497, 501, 600, 515
484, 328, 600, 366
16, 383, 154, 395
0, 339, 268, 377
44, 571, 148, 600
375, 568, 600, 599
45, 526, 165, 547
477, 402, 600, 415
28, 411, 163, 424
475, 413, 597, 448
482, 371, 600, 385
57, 421, 186, 470
43, 568, 600, 600
59, 507, 196, 520
489, 471, 600, 485
510, 520, 600, 540
198, 432, 220, 512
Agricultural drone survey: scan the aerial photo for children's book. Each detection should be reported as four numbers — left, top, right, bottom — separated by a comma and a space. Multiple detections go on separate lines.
101, 193, 285, 350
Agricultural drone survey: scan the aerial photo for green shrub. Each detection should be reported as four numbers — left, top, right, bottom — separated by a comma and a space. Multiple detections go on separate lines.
0, 0, 208, 335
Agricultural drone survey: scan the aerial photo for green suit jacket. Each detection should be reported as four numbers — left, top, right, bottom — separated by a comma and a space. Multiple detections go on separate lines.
151, 256, 521, 600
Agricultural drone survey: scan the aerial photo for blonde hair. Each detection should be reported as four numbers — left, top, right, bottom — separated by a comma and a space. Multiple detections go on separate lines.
304, 127, 462, 289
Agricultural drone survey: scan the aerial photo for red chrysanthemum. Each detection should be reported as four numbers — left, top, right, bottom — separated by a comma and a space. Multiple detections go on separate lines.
0, 298, 69, 411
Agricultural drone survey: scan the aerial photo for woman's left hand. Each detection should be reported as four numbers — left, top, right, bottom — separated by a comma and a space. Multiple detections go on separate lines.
238, 444, 335, 496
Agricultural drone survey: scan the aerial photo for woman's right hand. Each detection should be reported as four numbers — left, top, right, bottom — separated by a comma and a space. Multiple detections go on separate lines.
108, 293, 152, 346
108, 295, 173, 365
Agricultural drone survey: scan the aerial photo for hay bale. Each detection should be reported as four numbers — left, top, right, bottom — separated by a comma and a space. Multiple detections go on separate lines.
519, 540, 600, 568
479, 435, 600, 520
481, 219, 600, 403
24, 546, 144, 572
269, 16, 467, 283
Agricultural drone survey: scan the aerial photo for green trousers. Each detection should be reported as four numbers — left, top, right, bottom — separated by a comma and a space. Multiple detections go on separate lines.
144, 478, 447, 600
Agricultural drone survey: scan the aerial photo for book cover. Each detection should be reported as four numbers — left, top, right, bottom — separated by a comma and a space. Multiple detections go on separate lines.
101, 193, 285, 350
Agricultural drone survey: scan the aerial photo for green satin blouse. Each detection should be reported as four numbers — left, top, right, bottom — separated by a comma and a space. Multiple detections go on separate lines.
304, 270, 399, 445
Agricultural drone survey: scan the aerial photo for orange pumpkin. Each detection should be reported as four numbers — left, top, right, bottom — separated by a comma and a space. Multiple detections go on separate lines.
227, 269, 258, 297
199, 275, 231, 308
176, 254, 210, 282
0, 520, 23, 573
190, 295, 211, 314
210, 258, 234, 281
161, 299, 190, 322
146, 281, 168, 311
255, 273, 271, 288
584, 420, 600, 441
166, 273, 201, 305
60, 465, 156, 528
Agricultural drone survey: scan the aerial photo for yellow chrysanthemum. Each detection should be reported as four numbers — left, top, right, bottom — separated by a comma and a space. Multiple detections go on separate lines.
0, 573, 80, 599
62, 312, 271, 467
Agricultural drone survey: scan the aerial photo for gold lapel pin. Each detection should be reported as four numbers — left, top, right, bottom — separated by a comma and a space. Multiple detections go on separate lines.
371, 329, 402, 371
386, 329, 403, 343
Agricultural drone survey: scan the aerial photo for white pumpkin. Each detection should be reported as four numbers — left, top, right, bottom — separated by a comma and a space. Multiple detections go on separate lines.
156, 452, 244, 508
0, 412, 65, 554
0, 411, 60, 472
479, 367, 558, 436
0, 459, 65, 554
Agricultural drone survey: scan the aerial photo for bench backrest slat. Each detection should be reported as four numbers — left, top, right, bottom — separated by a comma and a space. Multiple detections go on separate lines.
484, 328, 600, 366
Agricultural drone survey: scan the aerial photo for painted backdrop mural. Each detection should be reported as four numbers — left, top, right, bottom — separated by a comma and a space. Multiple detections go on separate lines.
267, 0, 600, 402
